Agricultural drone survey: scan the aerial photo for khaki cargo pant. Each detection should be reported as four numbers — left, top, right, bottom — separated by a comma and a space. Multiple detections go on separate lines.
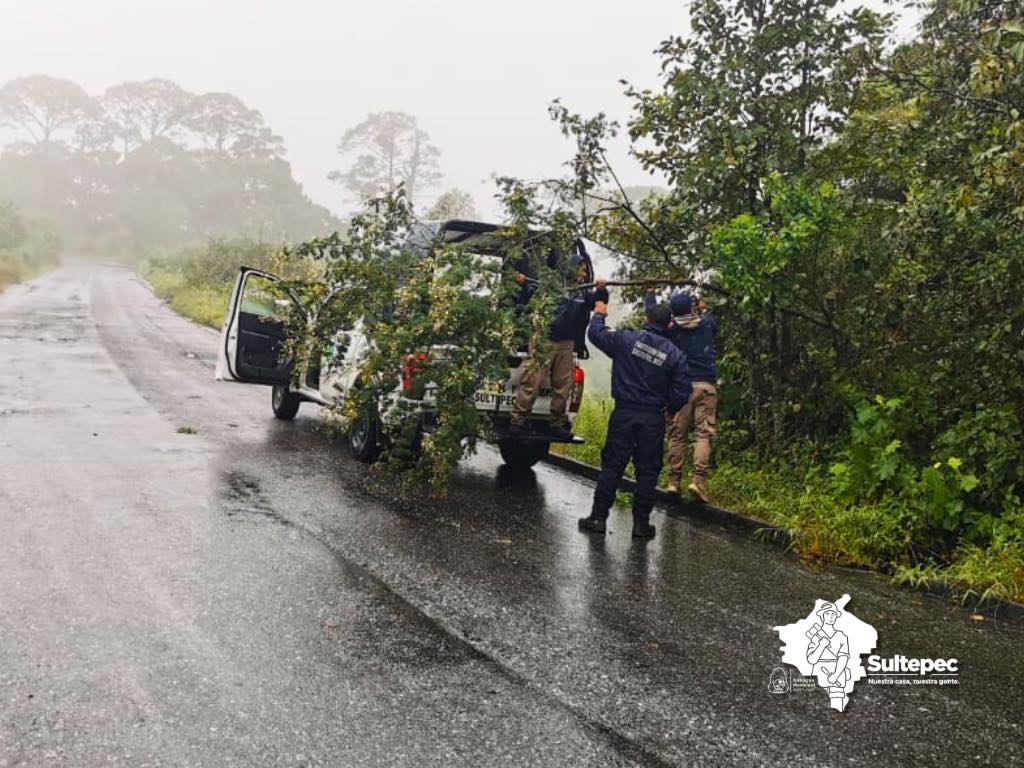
512, 338, 575, 428
667, 381, 717, 485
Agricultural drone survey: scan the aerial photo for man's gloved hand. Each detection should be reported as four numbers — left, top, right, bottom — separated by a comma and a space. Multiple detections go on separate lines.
594, 301, 608, 316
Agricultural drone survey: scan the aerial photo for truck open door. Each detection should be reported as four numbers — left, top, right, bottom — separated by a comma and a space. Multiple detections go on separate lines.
215, 267, 299, 385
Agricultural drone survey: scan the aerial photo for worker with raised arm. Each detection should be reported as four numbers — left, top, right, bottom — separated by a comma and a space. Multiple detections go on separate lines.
645, 290, 718, 502
510, 254, 608, 442
578, 299, 690, 539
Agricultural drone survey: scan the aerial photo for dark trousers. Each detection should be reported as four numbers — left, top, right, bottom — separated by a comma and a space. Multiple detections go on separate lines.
591, 405, 666, 522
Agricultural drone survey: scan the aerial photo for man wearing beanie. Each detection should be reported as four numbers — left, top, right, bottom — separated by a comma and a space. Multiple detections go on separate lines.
645, 289, 719, 502
578, 300, 690, 539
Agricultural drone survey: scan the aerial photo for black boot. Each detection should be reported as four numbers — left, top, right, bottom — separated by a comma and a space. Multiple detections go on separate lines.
549, 423, 574, 442
632, 518, 656, 539
578, 515, 607, 534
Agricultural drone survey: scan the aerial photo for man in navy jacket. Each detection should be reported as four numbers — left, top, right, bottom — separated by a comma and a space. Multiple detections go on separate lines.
510, 255, 608, 441
579, 300, 690, 539
645, 290, 718, 502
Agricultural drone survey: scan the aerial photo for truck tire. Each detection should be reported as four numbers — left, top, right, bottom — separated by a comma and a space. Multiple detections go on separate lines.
498, 438, 550, 470
349, 403, 382, 462
271, 384, 301, 421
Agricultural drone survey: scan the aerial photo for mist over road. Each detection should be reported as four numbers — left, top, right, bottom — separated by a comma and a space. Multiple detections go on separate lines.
1, 265, 1022, 766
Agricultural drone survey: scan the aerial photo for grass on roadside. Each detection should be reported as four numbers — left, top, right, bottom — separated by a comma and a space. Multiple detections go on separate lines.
145, 267, 231, 329
141, 237, 289, 329
557, 396, 1024, 604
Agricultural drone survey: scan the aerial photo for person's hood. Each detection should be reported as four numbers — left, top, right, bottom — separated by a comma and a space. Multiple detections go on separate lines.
673, 312, 701, 330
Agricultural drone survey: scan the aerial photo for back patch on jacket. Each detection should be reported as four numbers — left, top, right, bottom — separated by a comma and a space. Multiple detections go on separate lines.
631, 340, 669, 367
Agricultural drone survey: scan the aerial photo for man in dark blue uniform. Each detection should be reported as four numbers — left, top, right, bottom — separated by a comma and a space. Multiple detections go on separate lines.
578, 300, 690, 539
645, 290, 718, 501
510, 255, 608, 441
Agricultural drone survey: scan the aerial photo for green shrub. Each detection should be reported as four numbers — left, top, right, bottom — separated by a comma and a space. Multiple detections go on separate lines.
142, 238, 278, 328
0, 202, 61, 289
563, 394, 1024, 602
934, 407, 1024, 528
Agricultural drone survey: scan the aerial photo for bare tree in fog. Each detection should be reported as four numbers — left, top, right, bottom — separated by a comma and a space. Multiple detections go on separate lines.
0, 75, 97, 147
329, 111, 442, 206
425, 188, 478, 220
102, 79, 193, 158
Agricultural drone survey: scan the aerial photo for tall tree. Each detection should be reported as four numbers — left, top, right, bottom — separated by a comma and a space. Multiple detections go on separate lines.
102, 79, 194, 157
329, 111, 442, 205
425, 188, 478, 220
621, 0, 891, 269
603, 0, 892, 455
0, 76, 333, 251
0, 75, 98, 146
183, 92, 283, 158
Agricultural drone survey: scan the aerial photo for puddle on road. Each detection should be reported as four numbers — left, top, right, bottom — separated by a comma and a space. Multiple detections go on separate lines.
220, 469, 290, 526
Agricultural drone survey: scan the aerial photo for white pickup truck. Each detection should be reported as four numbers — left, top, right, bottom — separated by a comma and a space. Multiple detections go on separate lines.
214, 220, 590, 469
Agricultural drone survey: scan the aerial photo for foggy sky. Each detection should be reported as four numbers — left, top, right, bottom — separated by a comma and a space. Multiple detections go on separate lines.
2, 1, 918, 220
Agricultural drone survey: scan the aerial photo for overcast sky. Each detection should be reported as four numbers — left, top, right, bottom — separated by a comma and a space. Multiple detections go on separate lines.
1, 0, 919, 219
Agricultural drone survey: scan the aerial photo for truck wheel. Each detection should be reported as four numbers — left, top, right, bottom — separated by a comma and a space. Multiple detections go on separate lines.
349, 403, 382, 462
498, 438, 550, 470
271, 384, 301, 420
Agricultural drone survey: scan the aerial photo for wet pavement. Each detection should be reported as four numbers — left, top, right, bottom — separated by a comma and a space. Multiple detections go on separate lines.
1, 264, 1022, 767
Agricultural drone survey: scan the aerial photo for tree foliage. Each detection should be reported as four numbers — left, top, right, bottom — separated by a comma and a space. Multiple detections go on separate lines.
425, 188, 478, 220
0, 201, 61, 287
0, 75, 336, 255
328, 111, 442, 207
527, 0, 1023, 561
0, 75, 98, 145
274, 182, 579, 492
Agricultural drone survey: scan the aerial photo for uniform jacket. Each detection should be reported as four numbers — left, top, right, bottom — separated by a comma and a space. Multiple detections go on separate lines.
587, 313, 691, 412
644, 293, 718, 383
549, 286, 610, 357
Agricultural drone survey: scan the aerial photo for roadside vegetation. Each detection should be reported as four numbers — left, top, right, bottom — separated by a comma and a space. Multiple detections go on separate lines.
557, 398, 1024, 604
581, 0, 1022, 605
0, 201, 61, 290
142, 238, 280, 328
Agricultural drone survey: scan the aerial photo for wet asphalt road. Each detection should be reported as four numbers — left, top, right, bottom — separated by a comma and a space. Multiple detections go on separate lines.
1, 264, 1022, 767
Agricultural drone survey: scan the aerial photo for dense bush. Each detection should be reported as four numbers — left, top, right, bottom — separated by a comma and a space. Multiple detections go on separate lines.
143, 238, 279, 328
0, 201, 61, 288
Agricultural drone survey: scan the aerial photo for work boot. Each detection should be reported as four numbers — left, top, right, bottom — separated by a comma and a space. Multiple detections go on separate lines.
666, 481, 681, 494
688, 478, 710, 504
578, 515, 607, 534
632, 520, 657, 539
549, 423, 574, 442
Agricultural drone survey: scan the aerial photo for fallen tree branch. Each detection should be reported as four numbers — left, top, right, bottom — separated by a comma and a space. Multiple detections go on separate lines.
571, 278, 846, 336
